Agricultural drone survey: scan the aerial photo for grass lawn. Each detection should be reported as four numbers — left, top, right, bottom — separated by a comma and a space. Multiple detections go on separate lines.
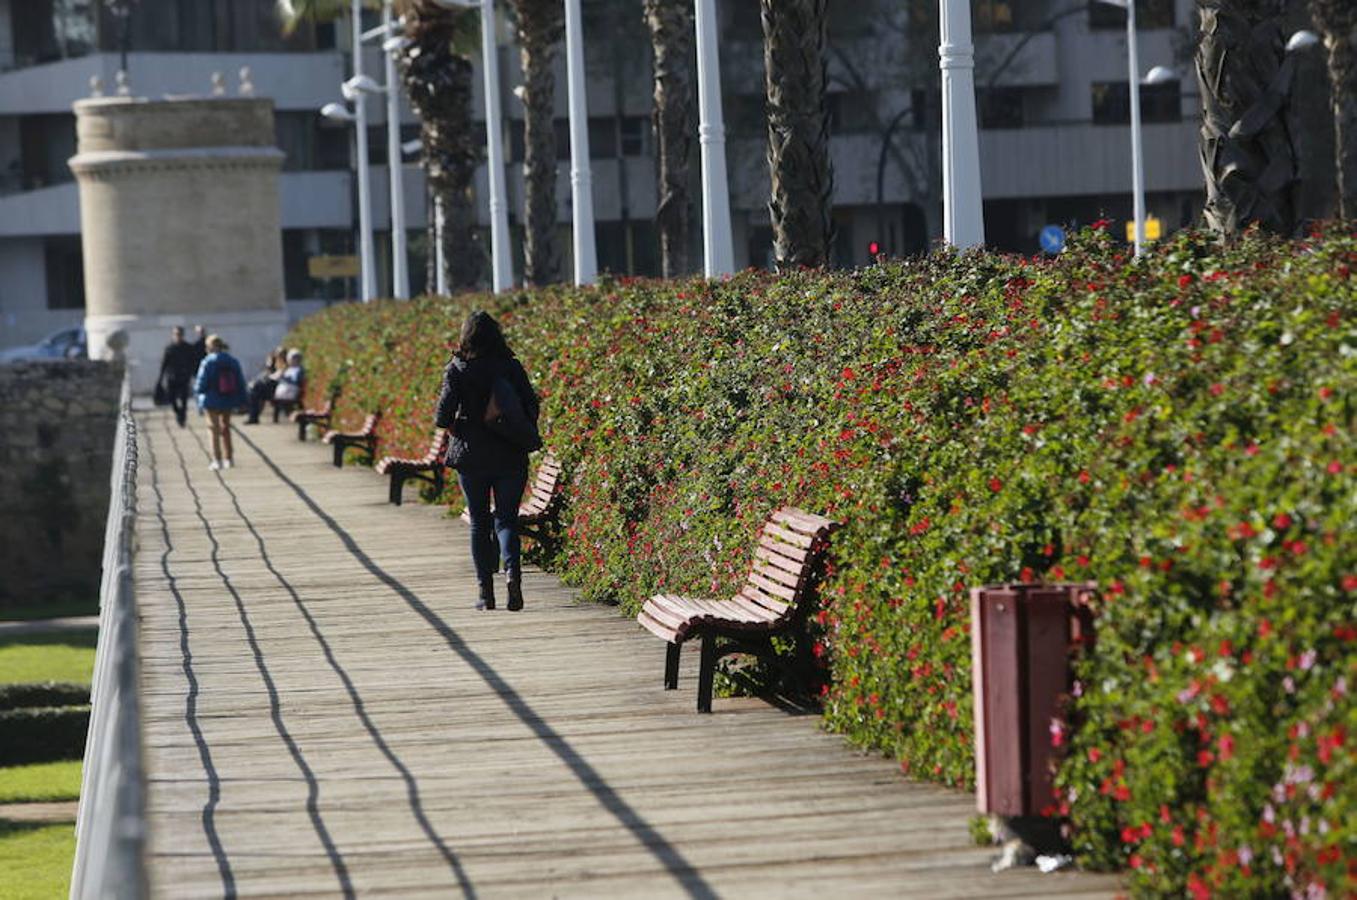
0, 761, 82, 805
0, 820, 74, 900
0, 634, 98, 686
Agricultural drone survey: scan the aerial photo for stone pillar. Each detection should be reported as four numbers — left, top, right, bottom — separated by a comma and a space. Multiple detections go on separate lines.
69, 96, 288, 394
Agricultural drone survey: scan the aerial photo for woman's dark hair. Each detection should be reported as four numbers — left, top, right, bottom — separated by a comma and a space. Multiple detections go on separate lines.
456, 310, 513, 360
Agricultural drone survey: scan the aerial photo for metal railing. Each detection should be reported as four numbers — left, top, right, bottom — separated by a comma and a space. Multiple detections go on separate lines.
70, 376, 148, 899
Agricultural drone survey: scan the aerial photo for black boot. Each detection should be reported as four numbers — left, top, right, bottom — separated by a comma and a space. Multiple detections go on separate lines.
476, 582, 496, 611
506, 576, 523, 612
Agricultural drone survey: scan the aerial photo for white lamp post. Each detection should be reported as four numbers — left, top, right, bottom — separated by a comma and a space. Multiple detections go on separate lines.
693, 0, 734, 278
348, 0, 377, 301
939, 0, 985, 249
380, 6, 410, 299
563, 0, 598, 285
432, 0, 512, 293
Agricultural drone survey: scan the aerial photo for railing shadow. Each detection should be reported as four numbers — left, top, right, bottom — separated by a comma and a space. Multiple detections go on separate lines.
183, 425, 476, 898
143, 421, 236, 898
162, 421, 354, 899
233, 426, 719, 900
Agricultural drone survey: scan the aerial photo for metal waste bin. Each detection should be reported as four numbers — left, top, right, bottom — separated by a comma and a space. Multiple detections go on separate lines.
970, 582, 1095, 816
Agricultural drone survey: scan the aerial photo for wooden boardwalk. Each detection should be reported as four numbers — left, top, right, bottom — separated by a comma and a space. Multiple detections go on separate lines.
132, 409, 1121, 898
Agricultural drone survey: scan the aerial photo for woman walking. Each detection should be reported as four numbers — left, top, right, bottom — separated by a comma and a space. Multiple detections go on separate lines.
194, 334, 248, 471
435, 312, 541, 611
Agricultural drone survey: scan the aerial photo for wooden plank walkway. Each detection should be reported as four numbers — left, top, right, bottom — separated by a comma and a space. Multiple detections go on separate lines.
132, 409, 1121, 898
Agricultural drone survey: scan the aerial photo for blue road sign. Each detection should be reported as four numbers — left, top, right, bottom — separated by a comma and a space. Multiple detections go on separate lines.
1039, 225, 1066, 255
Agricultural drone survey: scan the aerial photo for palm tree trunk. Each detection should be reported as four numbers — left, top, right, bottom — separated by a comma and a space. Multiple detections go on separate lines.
512, 0, 564, 286
760, 0, 834, 269
643, 0, 694, 279
1195, 0, 1301, 236
1310, 1, 1357, 217
397, 4, 483, 290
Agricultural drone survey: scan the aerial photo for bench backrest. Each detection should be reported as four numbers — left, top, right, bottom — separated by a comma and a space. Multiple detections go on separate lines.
426, 430, 450, 463
359, 412, 380, 435
521, 453, 561, 516
738, 507, 839, 615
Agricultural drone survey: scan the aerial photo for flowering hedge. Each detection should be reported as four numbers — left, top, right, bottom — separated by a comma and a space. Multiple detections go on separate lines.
287, 224, 1355, 897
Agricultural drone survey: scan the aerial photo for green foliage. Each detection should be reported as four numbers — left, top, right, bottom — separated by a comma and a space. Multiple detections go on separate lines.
0, 708, 89, 766
0, 821, 75, 900
0, 634, 97, 686
0, 760, 82, 804
287, 223, 1356, 897
0, 683, 88, 711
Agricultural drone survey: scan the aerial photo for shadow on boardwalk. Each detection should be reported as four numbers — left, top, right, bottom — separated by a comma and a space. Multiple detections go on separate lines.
132, 409, 1120, 898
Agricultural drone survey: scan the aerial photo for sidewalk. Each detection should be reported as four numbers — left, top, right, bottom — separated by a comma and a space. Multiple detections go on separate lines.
132, 409, 1121, 897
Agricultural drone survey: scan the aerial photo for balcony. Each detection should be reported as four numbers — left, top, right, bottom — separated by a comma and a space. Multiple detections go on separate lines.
0, 52, 344, 116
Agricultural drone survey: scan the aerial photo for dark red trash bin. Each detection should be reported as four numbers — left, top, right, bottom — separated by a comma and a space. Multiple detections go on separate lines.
970, 582, 1095, 817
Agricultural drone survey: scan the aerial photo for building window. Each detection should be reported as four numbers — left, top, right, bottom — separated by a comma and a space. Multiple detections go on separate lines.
978, 87, 1025, 129
974, 0, 1016, 33
827, 92, 877, 135
1089, 0, 1173, 30
44, 237, 85, 310
620, 117, 646, 156
1091, 80, 1181, 125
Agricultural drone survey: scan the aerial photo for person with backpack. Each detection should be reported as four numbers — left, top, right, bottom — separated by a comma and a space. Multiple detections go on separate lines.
435, 311, 541, 611
194, 334, 248, 471
156, 325, 199, 427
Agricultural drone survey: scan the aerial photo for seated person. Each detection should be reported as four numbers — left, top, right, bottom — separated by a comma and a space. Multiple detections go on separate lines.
272, 349, 305, 407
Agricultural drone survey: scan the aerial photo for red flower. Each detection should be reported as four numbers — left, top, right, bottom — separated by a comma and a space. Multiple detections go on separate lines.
1088, 747, 1102, 763
1327, 460, 1343, 475
1077, 470, 1091, 484
1178, 274, 1195, 289
988, 477, 1003, 492
1091, 218, 1110, 231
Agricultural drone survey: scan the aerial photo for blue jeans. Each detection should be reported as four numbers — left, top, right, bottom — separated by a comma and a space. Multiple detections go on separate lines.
459, 466, 528, 585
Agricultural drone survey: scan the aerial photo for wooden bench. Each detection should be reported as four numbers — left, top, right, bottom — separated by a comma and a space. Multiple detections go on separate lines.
639, 507, 839, 713
322, 411, 380, 468
290, 395, 335, 441
375, 431, 449, 506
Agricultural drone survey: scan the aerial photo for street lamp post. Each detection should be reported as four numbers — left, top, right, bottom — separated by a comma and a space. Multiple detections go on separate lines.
693, 0, 734, 278
939, 0, 985, 249
433, 0, 512, 293
563, 0, 598, 286
381, 3, 410, 299
349, 0, 377, 301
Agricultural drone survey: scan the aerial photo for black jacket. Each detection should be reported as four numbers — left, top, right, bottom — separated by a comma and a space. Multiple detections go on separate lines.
434, 353, 540, 472
159, 341, 199, 386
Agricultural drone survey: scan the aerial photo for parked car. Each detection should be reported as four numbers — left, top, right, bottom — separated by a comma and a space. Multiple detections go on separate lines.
0, 326, 87, 363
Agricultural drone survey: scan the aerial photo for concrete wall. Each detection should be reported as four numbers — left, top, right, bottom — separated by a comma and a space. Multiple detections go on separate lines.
0, 359, 121, 611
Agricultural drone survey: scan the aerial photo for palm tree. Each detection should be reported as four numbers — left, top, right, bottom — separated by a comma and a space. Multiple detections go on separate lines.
760, 0, 834, 268
393, 0, 483, 292
507, 0, 564, 286
1308, 0, 1357, 218
1195, 0, 1301, 236
643, 0, 694, 278
278, 0, 481, 293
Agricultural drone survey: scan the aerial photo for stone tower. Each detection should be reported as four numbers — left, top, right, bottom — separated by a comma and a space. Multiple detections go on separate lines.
69, 95, 288, 393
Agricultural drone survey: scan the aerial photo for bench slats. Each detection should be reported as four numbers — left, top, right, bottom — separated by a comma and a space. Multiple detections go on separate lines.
737, 583, 791, 613
753, 544, 807, 578
752, 560, 803, 590
756, 532, 813, 563
745, 571, 798, 603
771, 507, 836, 534
762, 521, 816, 549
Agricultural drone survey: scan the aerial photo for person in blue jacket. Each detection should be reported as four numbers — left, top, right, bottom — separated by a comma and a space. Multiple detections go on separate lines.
194, 334, 248, 471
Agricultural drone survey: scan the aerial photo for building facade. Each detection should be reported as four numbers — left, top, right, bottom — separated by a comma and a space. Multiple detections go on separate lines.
0, 0, 1209, 352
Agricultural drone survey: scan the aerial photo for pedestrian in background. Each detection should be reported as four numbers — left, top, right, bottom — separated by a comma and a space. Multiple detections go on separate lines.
194, 334, 248, 471
435, 311, 541, 611
191, 324, 207, 368
156, 325, 198, 427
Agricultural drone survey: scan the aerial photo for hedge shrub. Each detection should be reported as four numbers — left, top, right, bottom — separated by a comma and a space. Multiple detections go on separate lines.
0, 706, 90, 766
288, 224, 1355, 897
0, 682, 88, 712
